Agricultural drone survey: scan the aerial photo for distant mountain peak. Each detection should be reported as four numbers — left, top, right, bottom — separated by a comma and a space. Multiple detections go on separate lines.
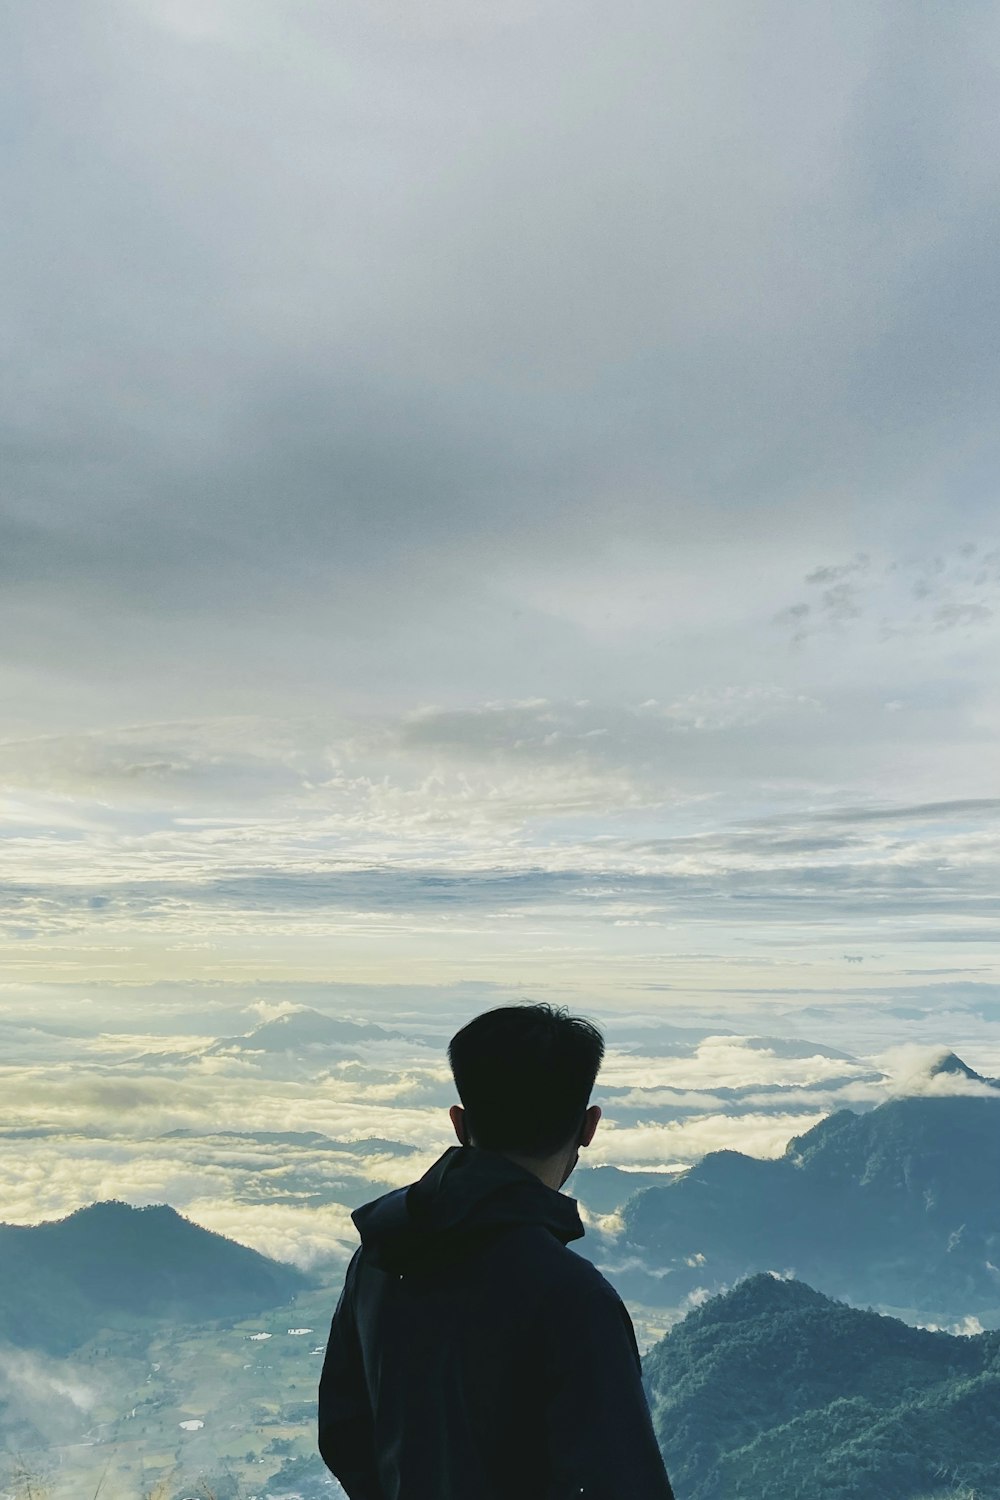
205, 1007, 402, 1055
928, 1050, 987, 1083
62, 1199, 182, 1226
691, 1271, 829, 1322
879, 1043, 1000, 1096
245, 1006, 398, 1041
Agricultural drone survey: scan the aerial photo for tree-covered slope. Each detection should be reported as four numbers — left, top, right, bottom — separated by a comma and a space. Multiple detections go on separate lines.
622, 1091, 1000, 1318
644, 1274, 1000, 1500
0, 1200, 309, 1353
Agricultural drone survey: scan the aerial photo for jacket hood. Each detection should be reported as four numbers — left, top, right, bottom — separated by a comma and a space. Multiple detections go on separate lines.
352, 1146, 585, 1275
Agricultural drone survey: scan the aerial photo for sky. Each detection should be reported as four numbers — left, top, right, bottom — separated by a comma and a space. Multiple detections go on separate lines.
2, 2, 1000, 1250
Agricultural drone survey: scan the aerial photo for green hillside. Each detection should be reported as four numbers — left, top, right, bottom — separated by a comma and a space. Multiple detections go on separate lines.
645, 1274, 1000, 1500
0, 1200, 309, 1354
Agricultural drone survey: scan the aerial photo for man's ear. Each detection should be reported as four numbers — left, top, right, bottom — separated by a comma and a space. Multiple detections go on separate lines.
580, 1104, 601, 1149
449, 1104, 467, 1146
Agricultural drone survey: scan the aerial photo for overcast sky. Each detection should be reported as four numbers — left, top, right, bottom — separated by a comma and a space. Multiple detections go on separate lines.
3, 1, 999, 1017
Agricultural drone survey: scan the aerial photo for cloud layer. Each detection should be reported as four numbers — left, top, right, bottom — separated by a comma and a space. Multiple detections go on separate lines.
1, 1007, 996, 1279
3, 1, 1000, 719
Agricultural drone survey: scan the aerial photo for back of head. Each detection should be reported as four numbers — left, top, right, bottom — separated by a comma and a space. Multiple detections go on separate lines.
448, 1003, 604, 1158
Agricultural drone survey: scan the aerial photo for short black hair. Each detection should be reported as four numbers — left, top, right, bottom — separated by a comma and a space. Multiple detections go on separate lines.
448, 1003, 605, 1157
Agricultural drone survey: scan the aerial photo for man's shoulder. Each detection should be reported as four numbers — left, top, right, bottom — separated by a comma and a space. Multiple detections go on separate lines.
525, 1237, 642, 1378
348, 1219, 628, 1319
508, 1226, 627, 1309
556, 1244, 628, 1307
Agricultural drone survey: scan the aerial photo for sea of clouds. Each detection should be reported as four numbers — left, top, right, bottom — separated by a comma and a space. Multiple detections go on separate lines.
4, 987, 1000, 1280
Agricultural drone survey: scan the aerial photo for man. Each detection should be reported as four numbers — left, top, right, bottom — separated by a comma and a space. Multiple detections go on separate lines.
318, 1002, 675, 1499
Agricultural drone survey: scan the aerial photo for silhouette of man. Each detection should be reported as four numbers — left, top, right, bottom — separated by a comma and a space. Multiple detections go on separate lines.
318, 1002, 675, 1499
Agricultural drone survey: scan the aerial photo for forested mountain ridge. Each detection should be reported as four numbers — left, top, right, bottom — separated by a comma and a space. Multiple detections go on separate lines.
0, 1200, 308, 1354
622, 1088, 1000, 1320
645, 1274, 1000, 1500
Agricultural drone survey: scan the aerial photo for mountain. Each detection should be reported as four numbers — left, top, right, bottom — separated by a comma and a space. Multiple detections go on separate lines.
161, 1128, 418, 1156
0, 1201, 309, 1354
151, 1129, 419, 1225
644, 1273, 1000, 1500
622, 1082, 1000, 1321
930, 1050, 992, 1082
572, 1165, 681, 1215
125, 1007, 407, 1069
625, 1033, 860, 1063
204, 1007, 403, 1054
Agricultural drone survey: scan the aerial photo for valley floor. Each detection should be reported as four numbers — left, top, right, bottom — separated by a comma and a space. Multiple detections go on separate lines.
0, 1283, 348, 1500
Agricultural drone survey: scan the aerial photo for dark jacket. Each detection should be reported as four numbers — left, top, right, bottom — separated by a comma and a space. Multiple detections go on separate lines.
318, 1144, 674, 1500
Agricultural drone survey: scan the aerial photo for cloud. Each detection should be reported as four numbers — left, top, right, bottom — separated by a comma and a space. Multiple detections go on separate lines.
0, 695, 996, 1009
879, 1044, 1000, 1099
2, 991, 998, 1298
602, 1036, 874, 1093
1, 1, 999, 735
184, 1199, 361, 1272
244, 999, 313, 1024
594, 1252, 674, 1282
586, 1112, 828, 1168
1, 766, 998, 969
0, 1346, 100, 1449
0, 1110, 443, 1266
813, 799, 1000, 825
775, 544, 1000, 647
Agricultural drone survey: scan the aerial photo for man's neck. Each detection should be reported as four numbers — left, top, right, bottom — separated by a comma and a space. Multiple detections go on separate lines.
489, 1148, 572, 1192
